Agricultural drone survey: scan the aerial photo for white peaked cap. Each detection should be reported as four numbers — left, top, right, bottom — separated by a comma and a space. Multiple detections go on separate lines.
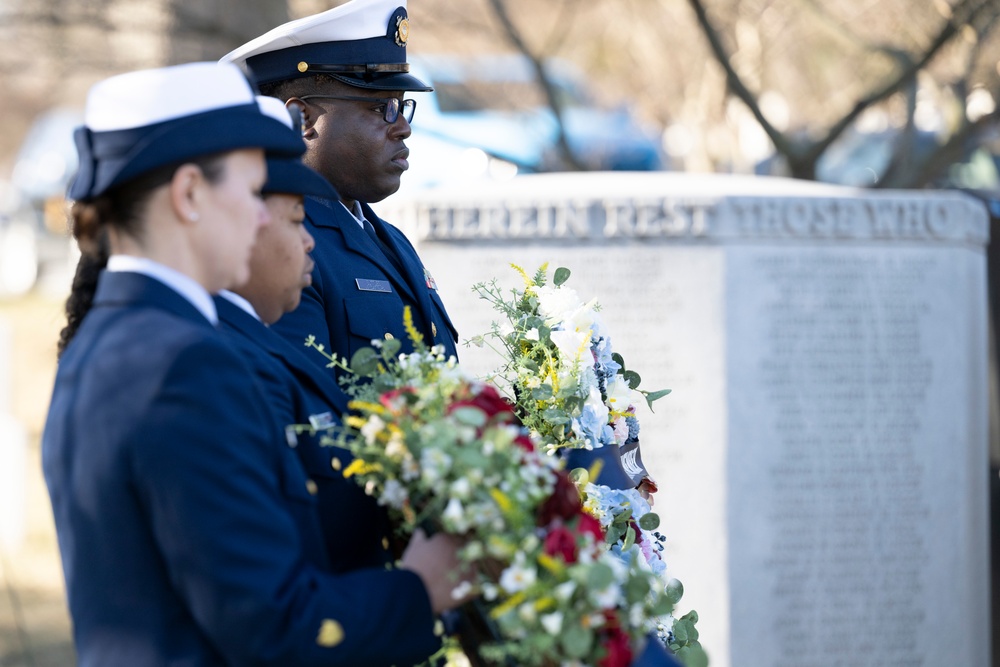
69, 62, 305, 200
84, 62, 257, 131
222, 0, 402, 69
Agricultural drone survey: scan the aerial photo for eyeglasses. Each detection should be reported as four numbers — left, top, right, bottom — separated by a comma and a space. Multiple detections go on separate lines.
298, 95, 416, 124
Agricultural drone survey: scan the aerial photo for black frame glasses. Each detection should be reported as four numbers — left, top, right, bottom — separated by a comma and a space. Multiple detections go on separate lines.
298, 95, 416, 124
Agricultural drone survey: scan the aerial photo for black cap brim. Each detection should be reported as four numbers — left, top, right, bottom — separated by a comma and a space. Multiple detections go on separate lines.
327, 71, 432, 92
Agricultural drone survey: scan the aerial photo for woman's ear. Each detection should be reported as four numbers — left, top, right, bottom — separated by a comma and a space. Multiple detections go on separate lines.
286, 98, 317, 140
169, 163, 205, 224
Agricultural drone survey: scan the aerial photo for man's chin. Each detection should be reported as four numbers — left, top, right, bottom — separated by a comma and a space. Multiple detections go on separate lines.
365, 178, 402, 204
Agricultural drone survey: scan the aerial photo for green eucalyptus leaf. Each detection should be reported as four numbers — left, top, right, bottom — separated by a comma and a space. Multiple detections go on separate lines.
623, 525, 636, 551
638, 513, 661, 531
624, 574, 650, 604
651, 596, 675, 617
560, 623, 592, 658
641, 388, 672, 412
664, 577, 685, 604
605, 525, 624, 544
623, 370, 641, 390
553, 267, 571, 286
682, 610, 699, 624
586, 562, 614, 589
381, 337, 402, 358
612, 352, 625, 369
618, 507, 633, 523
541, 408, 570, 424
674, 645, 708, 667
349, 348, 381, 376
450, 406, 488, 428
568, 467, 589, 486
672, 621, 688, 644
531, 384, 554, 400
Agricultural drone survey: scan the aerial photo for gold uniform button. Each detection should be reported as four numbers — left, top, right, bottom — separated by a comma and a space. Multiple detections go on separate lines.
331, 457, 342, 471
316, 619, 344, 647
297, 61, 309, 73
305, 479, 318, 496
384, 332, 394, 340
382, 537, 390, 550
432, 322, 437, 337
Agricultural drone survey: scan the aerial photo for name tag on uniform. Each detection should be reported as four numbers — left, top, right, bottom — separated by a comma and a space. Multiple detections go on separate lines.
355, 278, 392, 293
309, 411, 336, 430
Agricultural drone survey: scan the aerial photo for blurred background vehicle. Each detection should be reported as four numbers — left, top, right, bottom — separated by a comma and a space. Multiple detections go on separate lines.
0, 108, 81, 297
402, 54, 666, 191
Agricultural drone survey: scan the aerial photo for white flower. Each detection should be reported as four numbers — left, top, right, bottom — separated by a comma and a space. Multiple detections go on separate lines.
384, 434, 407, 460
451, 580, 474, 600
401, 456, 420, 481
420, 448, 452, 485
482, 582, 499, 601
380, 479, 408, 508
535, 284, 582, 321
499, 553, 536, 593
549, 328, 590, 363
518, 602, 536, 623
442, 498, 466, 530
606, 375, 638, 414
450, 477, 472, 500
360, 415, 385, 445
554, 580, 577, 602
540, 611, 563, 635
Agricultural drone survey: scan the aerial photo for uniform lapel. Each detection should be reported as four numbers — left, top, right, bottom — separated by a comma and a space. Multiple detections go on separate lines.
360, 202, 438, 337
215, 297, 350, 416
305, 196, 416, 302
94, 271, 214, 327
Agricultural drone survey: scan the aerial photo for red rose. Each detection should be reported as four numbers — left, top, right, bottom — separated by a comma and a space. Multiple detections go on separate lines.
598, 612, 633, 667
448, 383, 513, 419
537, 471, 582, 526
513, 433, 535, 452
379, 387, 415, 414
575, 511, 605, 542
628, 519, 643, 545
543, 524, 578, 563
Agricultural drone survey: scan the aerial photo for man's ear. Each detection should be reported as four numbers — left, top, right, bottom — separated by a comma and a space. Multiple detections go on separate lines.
286, 98, 317, 140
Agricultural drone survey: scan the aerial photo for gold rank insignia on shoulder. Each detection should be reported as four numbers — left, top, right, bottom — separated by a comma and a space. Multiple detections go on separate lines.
395, 16, 409, 47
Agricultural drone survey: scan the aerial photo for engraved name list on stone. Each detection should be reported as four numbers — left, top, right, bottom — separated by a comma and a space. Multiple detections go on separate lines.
727, 245, 979, 667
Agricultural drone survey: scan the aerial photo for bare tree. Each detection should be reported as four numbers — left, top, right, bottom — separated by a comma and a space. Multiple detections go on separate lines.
685, 0, 1000, 186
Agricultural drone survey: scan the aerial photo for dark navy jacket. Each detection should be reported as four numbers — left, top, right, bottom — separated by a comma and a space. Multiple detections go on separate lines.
215, 294, 400, 573
43, 271, 439, 667
270, 197, 458, 370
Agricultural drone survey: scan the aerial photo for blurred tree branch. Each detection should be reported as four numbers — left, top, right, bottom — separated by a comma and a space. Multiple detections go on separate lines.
686, 0, 1000, 184
484, 0, 586, 170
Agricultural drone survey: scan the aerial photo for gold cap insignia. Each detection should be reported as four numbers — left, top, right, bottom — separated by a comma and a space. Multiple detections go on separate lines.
395, 16, 410, 47
297, 61, 309, 73
316, 619, 344, 647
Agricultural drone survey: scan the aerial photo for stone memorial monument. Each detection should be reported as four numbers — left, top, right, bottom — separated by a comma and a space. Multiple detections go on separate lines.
376, 172, 991, 667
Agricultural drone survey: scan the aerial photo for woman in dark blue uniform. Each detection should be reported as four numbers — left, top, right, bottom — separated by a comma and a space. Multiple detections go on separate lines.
44, 62, 467, 667
213, 102, 400, 572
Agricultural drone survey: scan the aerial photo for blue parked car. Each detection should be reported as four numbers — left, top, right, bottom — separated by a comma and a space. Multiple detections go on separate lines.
408, 54, 665, 175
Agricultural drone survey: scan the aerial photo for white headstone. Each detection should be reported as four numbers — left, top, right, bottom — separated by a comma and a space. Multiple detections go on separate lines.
376, 172, 991, 667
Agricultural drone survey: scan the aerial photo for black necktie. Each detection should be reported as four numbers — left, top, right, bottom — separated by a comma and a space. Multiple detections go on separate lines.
363, 218, 404, 275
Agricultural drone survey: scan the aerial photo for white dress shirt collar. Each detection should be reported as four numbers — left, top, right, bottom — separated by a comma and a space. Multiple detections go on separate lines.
106, 255, 218, 325
217, 290, 262, 322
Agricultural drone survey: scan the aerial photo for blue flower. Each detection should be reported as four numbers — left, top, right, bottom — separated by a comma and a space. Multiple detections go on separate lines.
578, 405, 605, 444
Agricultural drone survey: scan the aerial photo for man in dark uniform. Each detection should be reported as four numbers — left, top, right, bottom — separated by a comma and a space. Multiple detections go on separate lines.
221, 0, 458, 370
